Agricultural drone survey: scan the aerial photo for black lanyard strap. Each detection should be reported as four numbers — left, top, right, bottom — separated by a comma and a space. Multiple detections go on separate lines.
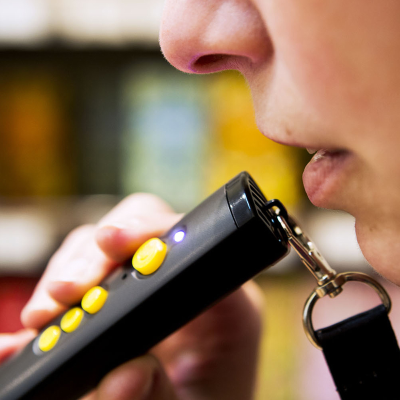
316, 304, 400, 400
271, 207, 400, 398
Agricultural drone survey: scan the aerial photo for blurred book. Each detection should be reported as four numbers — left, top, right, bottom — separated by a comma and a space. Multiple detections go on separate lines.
121, 63, 208, 212
0, 70, 76, 197
75, 70, 122, 195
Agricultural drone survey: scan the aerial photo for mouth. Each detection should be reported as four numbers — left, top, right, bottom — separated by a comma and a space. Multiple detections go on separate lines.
302, 148, 352, 207
258, 132, 353, 207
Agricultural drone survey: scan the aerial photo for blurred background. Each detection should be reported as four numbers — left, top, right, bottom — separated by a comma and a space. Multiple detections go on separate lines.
0, 1, 398, 399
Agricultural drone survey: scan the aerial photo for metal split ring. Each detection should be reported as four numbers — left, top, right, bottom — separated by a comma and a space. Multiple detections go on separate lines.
303, 272, 391, 350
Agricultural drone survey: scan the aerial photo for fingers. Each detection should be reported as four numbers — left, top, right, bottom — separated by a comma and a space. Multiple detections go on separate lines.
96, 194, 182, 262
46, 225, 118, 305
21, 225, 117, 329
21, 194, 180, 330
96, 355, 178, 400
151, 281, 264, 400
0, 329, 37, 364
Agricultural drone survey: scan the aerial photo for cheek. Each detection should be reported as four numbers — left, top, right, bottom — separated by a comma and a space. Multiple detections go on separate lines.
259, 0, 400, 141
265, 7, 357, 127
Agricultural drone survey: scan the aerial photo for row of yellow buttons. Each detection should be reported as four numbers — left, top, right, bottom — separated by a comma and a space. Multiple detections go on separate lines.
38, 238, 168, 353
38, 286, 108, 352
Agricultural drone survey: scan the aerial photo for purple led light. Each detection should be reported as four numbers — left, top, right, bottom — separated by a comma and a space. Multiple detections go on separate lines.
173, 231, 185, 243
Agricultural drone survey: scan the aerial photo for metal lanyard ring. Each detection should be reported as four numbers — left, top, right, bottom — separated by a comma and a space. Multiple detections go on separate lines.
265, 201, 392, 349
303, 271, 391, 349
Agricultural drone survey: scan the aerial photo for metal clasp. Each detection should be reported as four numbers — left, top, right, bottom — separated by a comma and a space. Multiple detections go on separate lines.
268, 203, 391, 350
276, 215, 341, 297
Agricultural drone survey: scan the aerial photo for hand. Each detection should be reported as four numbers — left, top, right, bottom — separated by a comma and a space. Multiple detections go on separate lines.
1, 194, 263, 400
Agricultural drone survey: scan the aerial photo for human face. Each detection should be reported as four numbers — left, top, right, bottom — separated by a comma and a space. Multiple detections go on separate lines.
160, 0, 400, 285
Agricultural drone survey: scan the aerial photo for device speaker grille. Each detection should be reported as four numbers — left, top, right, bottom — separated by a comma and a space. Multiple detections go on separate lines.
247, 176, 271, 228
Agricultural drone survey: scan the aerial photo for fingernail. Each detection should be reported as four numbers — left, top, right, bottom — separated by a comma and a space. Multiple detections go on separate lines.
98, 222, 131, 231
96, 226, 140, 261
97, 225, 140, 241
96, 226, 122, 243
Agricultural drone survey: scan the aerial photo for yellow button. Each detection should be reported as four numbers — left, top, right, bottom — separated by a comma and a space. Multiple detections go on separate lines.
61, 307, 84, 333
38, 326, 61, 352
132, 238, 167, 275
81, 286, 108, 314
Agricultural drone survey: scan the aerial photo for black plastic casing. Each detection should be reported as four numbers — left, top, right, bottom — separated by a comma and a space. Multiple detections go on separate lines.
0, 172, 289, 400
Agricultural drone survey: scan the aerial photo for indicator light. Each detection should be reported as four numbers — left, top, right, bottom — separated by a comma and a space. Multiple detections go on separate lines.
173, 231, 185, 243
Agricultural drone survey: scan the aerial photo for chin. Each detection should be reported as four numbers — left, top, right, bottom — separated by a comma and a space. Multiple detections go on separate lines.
355, 220, 400, 287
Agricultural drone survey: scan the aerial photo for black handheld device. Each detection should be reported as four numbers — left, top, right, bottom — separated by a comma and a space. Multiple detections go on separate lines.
0, 171, 290, 400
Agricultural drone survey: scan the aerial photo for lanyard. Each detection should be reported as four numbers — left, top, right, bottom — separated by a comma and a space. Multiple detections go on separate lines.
266, 200, 400, 400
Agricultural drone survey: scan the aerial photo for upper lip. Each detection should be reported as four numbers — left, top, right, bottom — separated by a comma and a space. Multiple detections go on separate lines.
260, 133, 344, 154
264, 136, 323, 150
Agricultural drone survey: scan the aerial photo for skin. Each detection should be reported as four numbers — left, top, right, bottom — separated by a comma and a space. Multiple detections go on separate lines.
2, 0, 400, 398
161, 0, 400, 284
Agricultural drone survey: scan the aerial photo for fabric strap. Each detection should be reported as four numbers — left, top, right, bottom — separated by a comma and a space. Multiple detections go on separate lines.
316, 304, 400, 399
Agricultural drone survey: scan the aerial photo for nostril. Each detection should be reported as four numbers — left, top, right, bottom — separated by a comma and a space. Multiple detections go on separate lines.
190, 53, 249, 73
191, 53, 229, 72
194, 54, 227, 67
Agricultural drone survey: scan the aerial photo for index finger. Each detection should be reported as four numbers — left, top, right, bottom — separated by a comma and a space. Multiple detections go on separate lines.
96, 193, 182, 262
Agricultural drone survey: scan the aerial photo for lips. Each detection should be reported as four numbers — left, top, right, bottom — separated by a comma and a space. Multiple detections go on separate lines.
303, 149, 352, 207
258, 130, 353, 207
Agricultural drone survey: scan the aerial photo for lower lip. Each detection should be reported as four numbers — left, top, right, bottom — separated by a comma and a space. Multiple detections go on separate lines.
302, 150, 352, 206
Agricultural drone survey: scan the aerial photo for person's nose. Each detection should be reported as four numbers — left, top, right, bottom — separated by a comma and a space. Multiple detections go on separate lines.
160, 0, 272, 74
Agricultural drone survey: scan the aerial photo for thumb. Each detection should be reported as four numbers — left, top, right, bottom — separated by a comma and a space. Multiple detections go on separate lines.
97, 355, 178, 400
